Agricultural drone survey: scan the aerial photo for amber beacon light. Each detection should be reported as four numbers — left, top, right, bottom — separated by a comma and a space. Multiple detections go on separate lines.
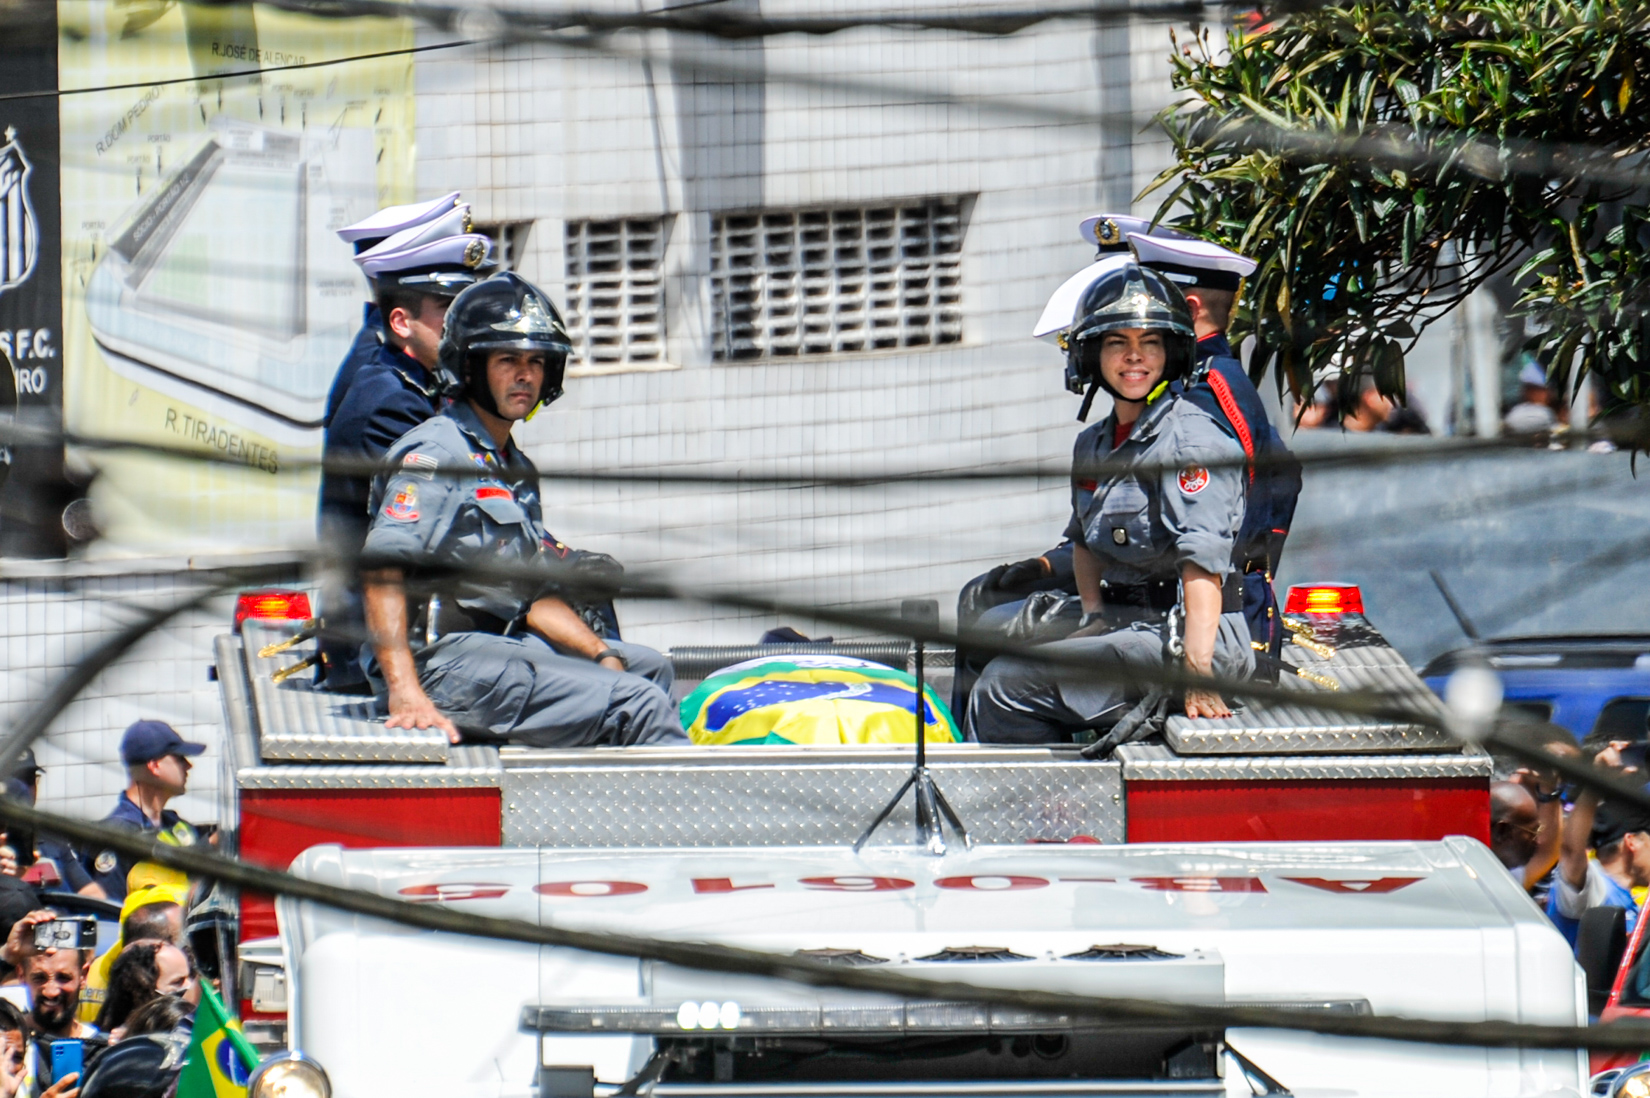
1283, 583, 1364, 616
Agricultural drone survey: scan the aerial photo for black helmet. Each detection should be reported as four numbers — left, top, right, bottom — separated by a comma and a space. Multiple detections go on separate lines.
437, 272, 574, 419
1063, 261, 1196, 419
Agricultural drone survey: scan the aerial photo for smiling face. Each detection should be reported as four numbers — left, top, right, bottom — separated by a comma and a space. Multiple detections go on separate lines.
1097, 328, 1167, 405
484, 349, 547, 422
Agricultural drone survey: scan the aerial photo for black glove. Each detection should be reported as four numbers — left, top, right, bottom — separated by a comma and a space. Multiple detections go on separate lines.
567, 550, 624, 585
995, 556, 1051, 594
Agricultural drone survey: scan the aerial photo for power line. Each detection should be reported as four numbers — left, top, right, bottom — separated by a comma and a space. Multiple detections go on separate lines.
0, 790, 1645, 1052
0, 39, 477, 103
3, 416, 1635, 490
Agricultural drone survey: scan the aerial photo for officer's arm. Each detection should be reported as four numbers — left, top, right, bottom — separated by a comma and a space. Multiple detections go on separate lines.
1180, 563, 1231, 719
1073, 545, 1102, 614
524, 597, 625, 672
363, 568, 460, 742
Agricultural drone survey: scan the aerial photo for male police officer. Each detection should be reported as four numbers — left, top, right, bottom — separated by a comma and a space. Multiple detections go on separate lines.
360, 273, 686, 747
323, 192, 472, 427
80, 721, 203, 902
316, 200, 492, 689
969, 263, 1252, 744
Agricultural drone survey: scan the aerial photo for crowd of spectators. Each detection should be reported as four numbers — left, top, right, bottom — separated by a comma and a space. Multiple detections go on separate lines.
1489, 735, 1650, 991
0, 722, 211, 1098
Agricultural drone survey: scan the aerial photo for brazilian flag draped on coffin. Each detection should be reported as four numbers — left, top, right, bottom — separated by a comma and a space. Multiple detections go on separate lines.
682, 654, 962, 746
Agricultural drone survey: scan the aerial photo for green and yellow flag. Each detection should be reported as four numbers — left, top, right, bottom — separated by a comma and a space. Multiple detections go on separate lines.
176, 982, 261, 1098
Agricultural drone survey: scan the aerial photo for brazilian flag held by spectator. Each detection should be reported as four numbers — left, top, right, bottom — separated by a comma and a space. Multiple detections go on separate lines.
176, 982, 261, 1098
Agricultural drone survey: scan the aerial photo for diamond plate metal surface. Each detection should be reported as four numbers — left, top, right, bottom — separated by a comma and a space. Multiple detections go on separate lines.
236, 762, 501, 789
1115, 743, 1492, 781
1167, 639, 1452, 755
242, 621, 450, 763
501, 750, 1123, 846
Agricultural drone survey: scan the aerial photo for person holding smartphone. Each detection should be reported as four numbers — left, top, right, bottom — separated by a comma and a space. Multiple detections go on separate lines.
1, 912, 101, 1098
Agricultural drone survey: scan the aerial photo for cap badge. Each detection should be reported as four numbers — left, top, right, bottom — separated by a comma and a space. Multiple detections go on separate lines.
1097, 219, 1121, 246
490, 293, 560, 337
462, 239, 487, 268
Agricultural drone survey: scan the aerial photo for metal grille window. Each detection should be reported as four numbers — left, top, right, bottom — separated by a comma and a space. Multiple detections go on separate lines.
710, 199, 965, 361
564, 218, 667, 367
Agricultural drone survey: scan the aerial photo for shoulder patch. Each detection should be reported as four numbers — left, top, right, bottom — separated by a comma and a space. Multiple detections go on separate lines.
384, 481, 421, 522
94, 850, 117, 875
475, 485, 513, 502
1178, 465, 1210, 495
401, 452, 438, 480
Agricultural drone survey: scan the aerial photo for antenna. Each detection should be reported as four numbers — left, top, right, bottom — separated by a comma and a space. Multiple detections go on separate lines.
853, 626, 970, 856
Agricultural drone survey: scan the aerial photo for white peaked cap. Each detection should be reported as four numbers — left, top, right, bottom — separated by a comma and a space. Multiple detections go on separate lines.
1079, 212, 1193, 249
1127, 232, 1257, 288
361, 203, 473, 259
357, 232, 493, 280
336, 191, 462, 245
1032, 254, 1136, 340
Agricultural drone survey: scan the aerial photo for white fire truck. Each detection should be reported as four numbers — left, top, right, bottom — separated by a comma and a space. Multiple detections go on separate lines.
209, 583, 1563, 1096
275, 839, 1584, 1098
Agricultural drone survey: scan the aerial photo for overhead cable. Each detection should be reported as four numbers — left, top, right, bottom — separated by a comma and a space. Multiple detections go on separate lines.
0, 793, 1646, 1052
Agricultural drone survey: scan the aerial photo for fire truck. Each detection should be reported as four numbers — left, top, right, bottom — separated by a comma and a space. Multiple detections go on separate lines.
211, 582, 1523, 1092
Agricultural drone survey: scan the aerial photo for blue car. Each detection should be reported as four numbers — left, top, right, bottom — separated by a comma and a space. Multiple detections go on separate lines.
1421, 636, 1650, 744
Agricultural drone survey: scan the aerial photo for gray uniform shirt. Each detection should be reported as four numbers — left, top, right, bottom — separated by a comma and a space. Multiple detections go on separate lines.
1062, 393, 1246, 586
363, 400, 563, 625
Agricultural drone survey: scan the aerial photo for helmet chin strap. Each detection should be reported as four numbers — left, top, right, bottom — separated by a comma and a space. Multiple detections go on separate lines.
465, 367, 504, 418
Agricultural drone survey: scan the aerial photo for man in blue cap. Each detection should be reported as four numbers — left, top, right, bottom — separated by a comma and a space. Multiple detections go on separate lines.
78, 722, 204, 902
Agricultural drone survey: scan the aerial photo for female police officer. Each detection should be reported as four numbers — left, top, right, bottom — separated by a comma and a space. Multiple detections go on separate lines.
968, 261, 1252, 744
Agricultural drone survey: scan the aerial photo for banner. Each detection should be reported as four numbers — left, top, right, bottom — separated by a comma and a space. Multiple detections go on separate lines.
0, 0, 66, 557
58, 0, 415, 552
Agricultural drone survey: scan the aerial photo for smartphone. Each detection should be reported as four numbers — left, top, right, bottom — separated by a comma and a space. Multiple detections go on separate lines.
33, 916, 97, 952
49, 1039, 82, 1082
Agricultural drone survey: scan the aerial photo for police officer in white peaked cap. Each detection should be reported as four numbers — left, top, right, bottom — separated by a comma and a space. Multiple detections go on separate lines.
324, 192, 474, 424
315, 196, 493, 691
968, 260, 1254, 747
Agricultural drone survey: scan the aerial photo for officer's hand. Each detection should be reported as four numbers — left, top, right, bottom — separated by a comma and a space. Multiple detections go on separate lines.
1183, 687, 1232, 720
385, 687, 461, 744
996, 557, 1051, 593
0, 845, 17, 878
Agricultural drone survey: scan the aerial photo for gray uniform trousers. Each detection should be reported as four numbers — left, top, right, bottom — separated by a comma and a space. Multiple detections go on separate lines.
416, 633, 687, 747
967, 611, 1254, 745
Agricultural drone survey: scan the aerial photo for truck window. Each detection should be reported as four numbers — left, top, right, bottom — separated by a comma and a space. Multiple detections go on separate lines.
1593, 698, 1650, 743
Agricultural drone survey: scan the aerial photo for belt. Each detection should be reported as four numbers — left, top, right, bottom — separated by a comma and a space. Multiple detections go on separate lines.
429, 598, 516, 638
1101, 578, 1179, 611
1103, 578, 1245, 613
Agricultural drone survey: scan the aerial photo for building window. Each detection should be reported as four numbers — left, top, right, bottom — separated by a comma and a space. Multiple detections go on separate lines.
710, 198, 966, 361
563, 218, 668, 367
472, 221, 534, 272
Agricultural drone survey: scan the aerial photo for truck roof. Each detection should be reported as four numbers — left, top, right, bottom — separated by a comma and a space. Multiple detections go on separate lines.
280, 839, 1584, 1098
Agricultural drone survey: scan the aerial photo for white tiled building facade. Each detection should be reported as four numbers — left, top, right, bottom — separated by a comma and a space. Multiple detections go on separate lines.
3, 13, 1188, 822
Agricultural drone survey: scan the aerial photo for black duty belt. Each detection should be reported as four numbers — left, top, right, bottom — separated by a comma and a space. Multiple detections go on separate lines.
1103, 577, 1244, 614
1101, 578, 1179, 611
430, 598, 516, 638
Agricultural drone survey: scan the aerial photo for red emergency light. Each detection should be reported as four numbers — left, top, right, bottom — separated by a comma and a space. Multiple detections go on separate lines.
1284, 583, 1364, 616
234, 590, 314, 632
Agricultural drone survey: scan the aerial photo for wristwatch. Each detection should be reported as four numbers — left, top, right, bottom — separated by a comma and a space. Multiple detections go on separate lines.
1535, 788, 1562, 803
595, 648, 627, 668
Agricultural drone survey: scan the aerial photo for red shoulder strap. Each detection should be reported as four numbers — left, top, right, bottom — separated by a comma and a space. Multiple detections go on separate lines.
1204, 369, 1255, 483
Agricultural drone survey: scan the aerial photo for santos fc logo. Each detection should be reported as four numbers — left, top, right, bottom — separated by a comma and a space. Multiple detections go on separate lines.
0, 126, 40, 297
